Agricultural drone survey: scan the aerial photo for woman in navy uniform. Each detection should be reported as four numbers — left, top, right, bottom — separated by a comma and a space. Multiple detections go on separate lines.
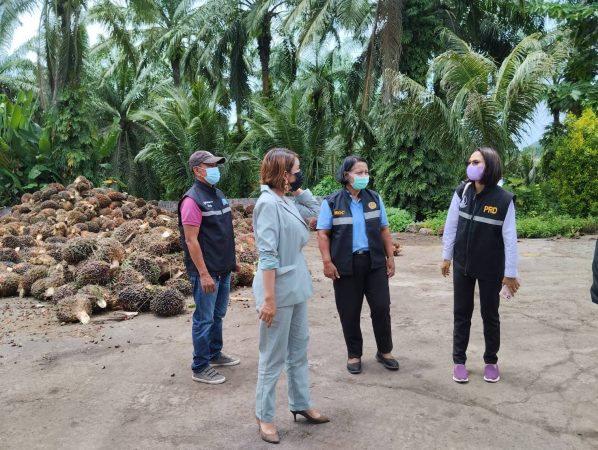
317, 155, 399, 375
441, 147, 520, 384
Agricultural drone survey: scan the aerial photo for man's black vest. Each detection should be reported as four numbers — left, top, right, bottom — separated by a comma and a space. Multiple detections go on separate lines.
177, 181, 235, 277
326, 189, 387, 276
453, 182, 514, 280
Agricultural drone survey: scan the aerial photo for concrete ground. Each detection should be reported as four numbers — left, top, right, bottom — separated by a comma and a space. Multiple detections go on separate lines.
1, 233, 597, 450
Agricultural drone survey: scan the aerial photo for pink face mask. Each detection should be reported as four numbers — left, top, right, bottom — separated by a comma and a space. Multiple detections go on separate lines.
467, 164, 484, 181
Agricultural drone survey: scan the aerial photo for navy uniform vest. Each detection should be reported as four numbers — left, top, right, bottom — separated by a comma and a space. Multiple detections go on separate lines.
453, 182, 514, 280
326, 189, 387, 276
177, 181, 236, 277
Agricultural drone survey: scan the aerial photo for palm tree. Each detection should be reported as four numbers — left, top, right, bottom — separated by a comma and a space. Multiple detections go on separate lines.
136, 0, 202, 87
133, 83, 252, 199
0, 0, 37, 51
383, 30, 566, 158
1, 0, 89, 106
0, 44, 37, 95
88, 36, 161, 198
180, 0, 251, 133
241, 51, 354, 185
370, 30, 565, 215
444, 0, 543, 63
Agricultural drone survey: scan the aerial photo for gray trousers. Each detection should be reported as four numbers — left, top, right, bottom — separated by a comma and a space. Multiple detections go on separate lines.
255, 301, 311, 422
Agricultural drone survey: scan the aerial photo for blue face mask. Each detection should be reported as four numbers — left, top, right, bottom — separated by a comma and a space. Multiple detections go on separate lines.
205, 167, 220, 185
351, 175, 369, 190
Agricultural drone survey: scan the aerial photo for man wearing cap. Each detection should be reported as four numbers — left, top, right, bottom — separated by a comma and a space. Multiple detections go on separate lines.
178, 150, 240, 384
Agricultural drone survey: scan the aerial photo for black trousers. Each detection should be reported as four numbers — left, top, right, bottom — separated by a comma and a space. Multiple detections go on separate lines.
453, 270, 502, 364
333, 254, 393, 358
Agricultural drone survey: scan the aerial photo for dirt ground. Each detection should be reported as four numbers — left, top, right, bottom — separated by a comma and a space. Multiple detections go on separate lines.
1, 233, 597, 450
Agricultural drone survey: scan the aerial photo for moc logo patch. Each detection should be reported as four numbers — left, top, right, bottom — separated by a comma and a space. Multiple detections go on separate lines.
483, 205, 498, 214
368, 201, 377, 209
333, 210, 345, 216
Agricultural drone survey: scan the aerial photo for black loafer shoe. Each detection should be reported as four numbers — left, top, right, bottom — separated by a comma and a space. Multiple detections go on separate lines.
375, 352, 399, 371
346, 360, 362, 374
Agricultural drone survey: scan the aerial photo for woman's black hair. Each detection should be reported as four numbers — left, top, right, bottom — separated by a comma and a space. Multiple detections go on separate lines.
335, 155, 368, 185
476, 147, 502, 186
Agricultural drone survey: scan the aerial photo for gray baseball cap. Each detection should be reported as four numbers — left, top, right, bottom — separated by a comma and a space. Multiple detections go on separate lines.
188, 150, 225, 170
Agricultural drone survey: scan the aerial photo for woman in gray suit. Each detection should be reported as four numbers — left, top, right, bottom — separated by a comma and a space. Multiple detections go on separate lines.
253, 148, 329, 444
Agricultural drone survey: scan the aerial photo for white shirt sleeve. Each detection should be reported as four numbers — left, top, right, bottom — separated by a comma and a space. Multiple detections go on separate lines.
442, 192, 461, 261
502, 200, 518, 278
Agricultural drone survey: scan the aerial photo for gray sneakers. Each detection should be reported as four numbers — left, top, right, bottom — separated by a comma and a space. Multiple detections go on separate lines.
210, 353, 240, 367
192, 367, 226, 384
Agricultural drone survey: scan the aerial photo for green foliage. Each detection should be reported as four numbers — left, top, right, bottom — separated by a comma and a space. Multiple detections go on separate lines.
386, 207, 414, 232
516, 214, 598, 238
311, 175, 338, 197
501, 177, 559, 216
134, 83, 254, 199
417, 209, 598, 238
0, 91, 57, 205
373, 128, 459, 220
1, 0, 593, 217
531, 1, 598, 117
420, 210, 448, 234
550, 109, 598, 217
45, 89, 106, 184
241, 54, 349, 187
385, 31, 566, 159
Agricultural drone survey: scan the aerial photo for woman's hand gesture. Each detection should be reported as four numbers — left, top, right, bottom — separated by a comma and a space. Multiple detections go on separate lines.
502, 277, 520, 294
323, 261, 340, 280
258, 299, 277, 327
441, 260, 451, 277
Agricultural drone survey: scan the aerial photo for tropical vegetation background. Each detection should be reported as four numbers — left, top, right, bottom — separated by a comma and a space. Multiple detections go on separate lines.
1, 0, 597, 236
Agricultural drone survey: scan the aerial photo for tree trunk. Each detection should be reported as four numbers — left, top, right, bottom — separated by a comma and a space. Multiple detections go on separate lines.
235, 101, 244, 135
171, 57, 181, 87
257, 14, 273, 98
381, 0, 403, 103
552, 108, 560, 127
362, 0, 404, 112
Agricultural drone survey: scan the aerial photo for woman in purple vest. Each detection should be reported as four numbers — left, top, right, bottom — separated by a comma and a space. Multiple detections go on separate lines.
441, 147, 520, 383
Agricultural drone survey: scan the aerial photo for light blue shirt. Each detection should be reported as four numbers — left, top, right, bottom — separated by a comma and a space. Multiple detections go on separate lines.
316, 191, 389, 253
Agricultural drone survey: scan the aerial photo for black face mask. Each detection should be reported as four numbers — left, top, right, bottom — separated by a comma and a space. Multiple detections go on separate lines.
289, 170, 304, 191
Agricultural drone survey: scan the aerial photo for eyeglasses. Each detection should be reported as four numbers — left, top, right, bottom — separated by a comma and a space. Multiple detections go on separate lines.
466, 160, 483, 166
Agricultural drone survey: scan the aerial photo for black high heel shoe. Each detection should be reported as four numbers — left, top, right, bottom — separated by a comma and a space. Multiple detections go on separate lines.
291, 410, 330, 424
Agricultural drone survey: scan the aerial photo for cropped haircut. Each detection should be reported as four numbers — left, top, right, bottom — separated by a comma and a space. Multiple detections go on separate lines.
476, 147, 502, 186
335, 155, 368, 186
260, 148, 298, 191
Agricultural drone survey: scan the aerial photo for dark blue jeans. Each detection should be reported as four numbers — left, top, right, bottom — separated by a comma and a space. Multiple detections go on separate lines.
190, 272, 231, 372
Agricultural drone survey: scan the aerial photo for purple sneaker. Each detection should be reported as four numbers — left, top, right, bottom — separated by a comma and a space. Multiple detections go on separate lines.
483, 364, 500, 382
452, 364, 469, 383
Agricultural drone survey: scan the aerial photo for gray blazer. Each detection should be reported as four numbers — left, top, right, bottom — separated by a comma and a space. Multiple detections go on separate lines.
252, 185, 319, 309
